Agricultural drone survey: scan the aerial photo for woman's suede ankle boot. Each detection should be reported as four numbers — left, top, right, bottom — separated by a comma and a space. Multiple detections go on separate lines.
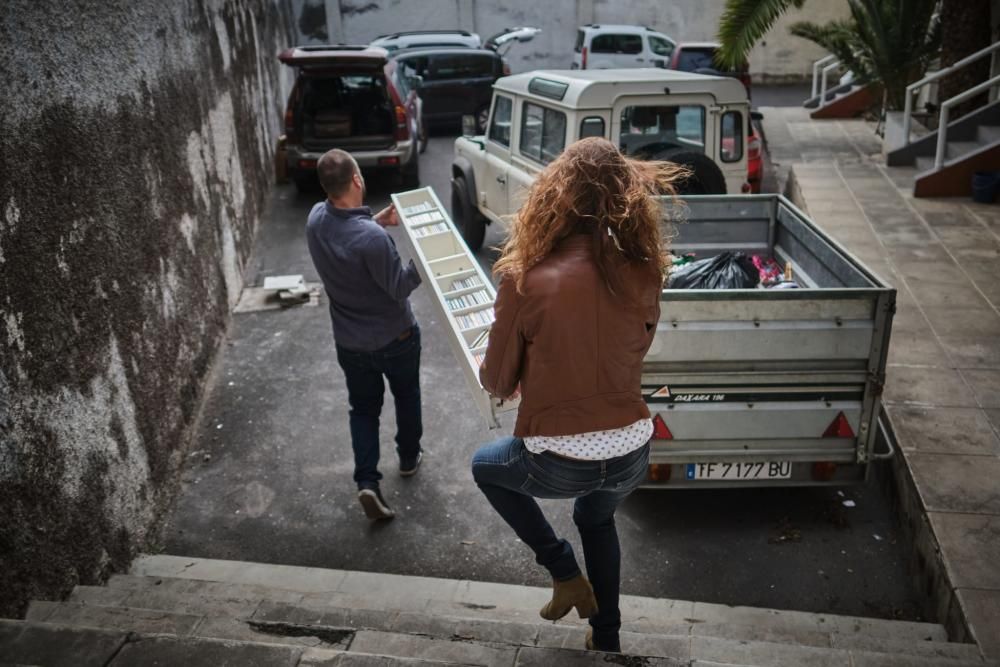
539, 574, 598, 620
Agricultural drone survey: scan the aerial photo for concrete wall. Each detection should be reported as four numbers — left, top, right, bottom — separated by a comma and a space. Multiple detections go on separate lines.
0, 0, 293, 617
295, 0, 850, 81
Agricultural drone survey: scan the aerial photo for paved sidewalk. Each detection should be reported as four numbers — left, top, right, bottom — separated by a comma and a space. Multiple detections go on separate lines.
762, 106, 1000, 659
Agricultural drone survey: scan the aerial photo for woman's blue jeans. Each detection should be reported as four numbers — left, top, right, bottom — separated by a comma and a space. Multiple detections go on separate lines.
471, 436, 650, 651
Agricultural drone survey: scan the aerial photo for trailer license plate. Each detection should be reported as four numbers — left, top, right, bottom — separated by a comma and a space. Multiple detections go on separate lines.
686, 462, 792, 480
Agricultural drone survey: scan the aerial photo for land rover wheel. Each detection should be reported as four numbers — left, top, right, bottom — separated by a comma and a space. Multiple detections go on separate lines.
451, 176, 486, 252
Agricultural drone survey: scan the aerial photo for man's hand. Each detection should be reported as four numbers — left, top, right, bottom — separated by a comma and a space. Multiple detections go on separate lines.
504, 384, 521, 401
374, 204, 400, 227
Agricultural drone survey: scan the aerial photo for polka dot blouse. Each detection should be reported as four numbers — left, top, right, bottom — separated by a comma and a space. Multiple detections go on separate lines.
524, 418, 653, 461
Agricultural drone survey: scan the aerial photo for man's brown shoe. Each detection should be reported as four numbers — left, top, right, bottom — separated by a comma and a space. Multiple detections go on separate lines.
539, 574, 598, 620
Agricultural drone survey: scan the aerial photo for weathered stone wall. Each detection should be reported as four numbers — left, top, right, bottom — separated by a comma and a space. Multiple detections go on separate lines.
0, 0, 294, 616
297, 0, 850, 81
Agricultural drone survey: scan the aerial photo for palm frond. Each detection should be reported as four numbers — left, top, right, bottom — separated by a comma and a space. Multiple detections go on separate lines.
716, 0, 807, 69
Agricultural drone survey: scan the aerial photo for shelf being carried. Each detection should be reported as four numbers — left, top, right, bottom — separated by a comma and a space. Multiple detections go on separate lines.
391, 186, 518, 428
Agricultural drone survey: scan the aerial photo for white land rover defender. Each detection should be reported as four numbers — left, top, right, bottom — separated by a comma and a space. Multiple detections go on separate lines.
451, 69, 751, 250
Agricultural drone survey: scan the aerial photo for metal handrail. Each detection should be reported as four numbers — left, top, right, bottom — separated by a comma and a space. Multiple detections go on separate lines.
933, 73, 1000, 169
811, 54, 837, 98
819, 60, 840, 108
903, 39, 1000, 143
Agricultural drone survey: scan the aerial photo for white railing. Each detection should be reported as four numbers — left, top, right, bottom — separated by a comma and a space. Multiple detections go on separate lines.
902, 40, 1000, 145
811, 54, 837, 98
818, 60, 841, 109
933, 73, 1000, 169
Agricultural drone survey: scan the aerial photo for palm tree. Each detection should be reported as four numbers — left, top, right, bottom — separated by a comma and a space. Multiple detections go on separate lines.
938, 0, 992, 117
716, 0, 808, 70
717, 1, 993, 113
789, 0, 942, 112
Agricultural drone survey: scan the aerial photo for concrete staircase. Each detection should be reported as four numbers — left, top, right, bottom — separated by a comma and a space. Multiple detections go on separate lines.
802, 83, 875, 120
1, 554, 993, 666
887, 100, 1000, 198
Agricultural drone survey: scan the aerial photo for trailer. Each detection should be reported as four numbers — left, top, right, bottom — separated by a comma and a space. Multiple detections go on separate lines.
393, 188, 895, 488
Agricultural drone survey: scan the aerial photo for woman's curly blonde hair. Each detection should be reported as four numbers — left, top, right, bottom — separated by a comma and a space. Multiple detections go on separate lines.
492, 136, 686, 295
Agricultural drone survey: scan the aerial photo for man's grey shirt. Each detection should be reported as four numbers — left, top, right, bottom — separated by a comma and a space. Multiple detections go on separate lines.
306, 201, 422, 352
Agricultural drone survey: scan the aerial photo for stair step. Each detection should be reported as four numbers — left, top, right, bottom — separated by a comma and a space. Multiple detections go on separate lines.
0, 617, 491, 666
916, 155, 936, 173
26, 599, 353, 649
60, 577, 981, 663
0, 618, 127, 667
979, 125, 1000, 144
947, 141, 983, 160
128, 555, 951, 644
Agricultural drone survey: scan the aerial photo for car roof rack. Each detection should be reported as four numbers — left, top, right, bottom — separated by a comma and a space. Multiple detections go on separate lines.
376, 29, 473, 39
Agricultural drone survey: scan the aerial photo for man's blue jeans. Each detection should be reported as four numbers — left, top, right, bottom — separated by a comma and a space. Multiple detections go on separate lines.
335, 325, 422, 489
471, 437, 650, 651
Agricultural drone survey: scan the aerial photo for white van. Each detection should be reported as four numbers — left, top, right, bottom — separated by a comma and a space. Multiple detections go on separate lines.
571, 24, 676, 70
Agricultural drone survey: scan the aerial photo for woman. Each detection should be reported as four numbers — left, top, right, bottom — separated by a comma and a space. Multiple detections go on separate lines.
471, 136, 683, 653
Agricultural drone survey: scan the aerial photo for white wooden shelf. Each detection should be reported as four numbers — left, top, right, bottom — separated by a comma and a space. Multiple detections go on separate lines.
392, 186, 518, 428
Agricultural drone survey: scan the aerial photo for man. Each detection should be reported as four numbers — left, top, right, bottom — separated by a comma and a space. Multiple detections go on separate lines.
306, 149, 423, 521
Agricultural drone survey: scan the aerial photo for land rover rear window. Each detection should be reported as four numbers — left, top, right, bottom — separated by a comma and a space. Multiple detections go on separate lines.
519, 102, 566, 164
590, 34, 642, 55
618, 105, 705, 157
488, 95, 513, 147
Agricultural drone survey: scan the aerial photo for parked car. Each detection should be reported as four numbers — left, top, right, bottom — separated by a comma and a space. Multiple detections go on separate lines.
371, 26, 541, 53
393, 47, 504, 133
370, 29, 481, 52
452, 69, 750, 250
669, 41, 751, 98
389, 28, 541, 133
571, 24, 676, 70
278, 45, 421, 191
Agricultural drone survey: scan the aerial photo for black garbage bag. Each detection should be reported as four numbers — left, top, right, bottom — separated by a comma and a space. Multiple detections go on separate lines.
667, 251, 759, 289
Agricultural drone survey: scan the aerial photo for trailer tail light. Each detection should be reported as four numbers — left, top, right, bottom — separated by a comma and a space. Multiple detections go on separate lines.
822, 412, 855, 438
297, 159, 316, 170
812, 461, 838, 481
394, 105, 409, 141
378, 156, 399, 166
582, 46, 588, 69
651, 414, 673, 440
648, 464, 671, 482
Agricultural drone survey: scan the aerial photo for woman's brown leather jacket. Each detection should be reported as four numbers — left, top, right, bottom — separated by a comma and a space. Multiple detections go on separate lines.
479, 234, 662, 437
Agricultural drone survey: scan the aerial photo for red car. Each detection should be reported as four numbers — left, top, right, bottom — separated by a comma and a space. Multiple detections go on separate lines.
747, 119, 763, 193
